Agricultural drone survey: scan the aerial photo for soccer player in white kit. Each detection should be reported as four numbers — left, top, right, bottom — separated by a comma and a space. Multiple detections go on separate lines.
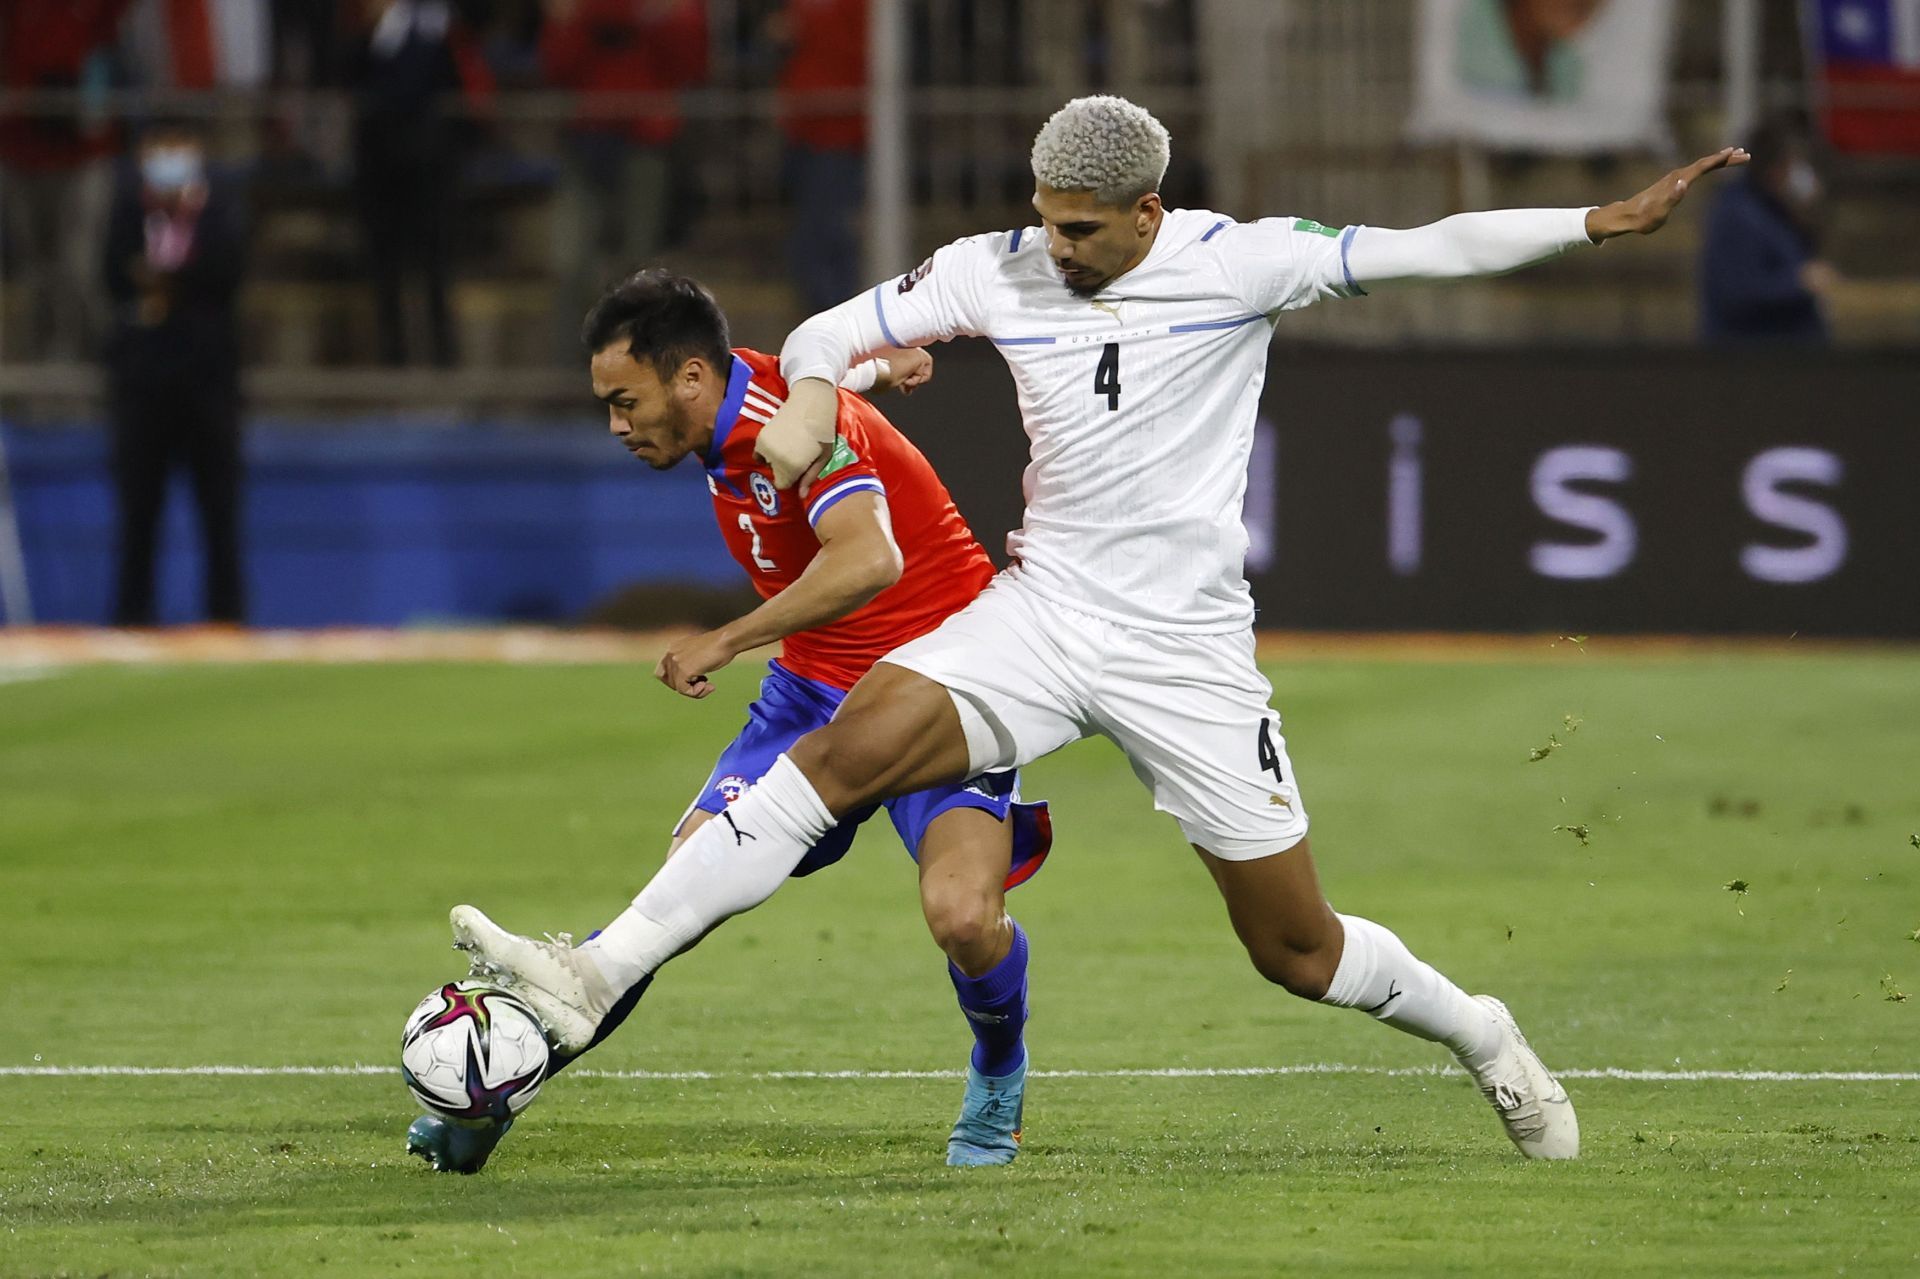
455, 96, 1748, 1162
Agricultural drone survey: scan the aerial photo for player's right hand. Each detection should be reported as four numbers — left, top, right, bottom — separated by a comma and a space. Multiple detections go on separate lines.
655, 627, 738, 699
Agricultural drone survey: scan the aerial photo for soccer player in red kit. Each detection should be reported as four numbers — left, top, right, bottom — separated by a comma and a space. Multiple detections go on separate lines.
418, 271, 1049, 1173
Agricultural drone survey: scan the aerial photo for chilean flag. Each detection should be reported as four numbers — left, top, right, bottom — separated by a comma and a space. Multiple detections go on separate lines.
1810, 0, 1920, 152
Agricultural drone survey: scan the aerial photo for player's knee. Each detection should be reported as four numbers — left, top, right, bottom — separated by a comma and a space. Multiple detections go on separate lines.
1247, 939, 1340, 1000
922, 893, 990, 955
921, 884, 1001, 964
788, 724, 888, 800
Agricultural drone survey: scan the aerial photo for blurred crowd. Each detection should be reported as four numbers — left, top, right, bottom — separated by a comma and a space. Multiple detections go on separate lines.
2, 0, 876, 627
0, 1, 1866, 631
0, 0, 872, 367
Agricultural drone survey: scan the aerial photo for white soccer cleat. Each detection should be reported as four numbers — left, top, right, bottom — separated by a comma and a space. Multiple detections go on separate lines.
449, 905, 616, 1055
1463, 995, 1579, 1160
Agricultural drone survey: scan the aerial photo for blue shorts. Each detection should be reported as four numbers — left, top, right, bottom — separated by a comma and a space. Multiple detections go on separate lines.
677, 662, 1053, 887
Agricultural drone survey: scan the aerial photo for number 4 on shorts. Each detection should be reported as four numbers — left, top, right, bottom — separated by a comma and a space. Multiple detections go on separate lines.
1256, 718, 1286, 785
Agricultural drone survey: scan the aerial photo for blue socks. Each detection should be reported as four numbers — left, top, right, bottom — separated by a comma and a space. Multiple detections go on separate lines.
948, 921, 1029, 1078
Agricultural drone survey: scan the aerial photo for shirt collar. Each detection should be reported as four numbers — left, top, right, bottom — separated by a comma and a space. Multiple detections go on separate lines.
704, 354, 754, 472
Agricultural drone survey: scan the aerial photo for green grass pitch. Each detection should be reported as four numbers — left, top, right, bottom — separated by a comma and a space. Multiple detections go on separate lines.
3, 650, 1917, 1277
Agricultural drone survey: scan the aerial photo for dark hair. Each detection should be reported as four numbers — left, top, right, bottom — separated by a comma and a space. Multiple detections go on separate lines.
580, 269, 731, 379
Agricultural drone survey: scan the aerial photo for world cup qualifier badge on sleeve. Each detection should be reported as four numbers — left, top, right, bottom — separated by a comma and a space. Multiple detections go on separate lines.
898, 256, 935, 294
817, 435, 859, 480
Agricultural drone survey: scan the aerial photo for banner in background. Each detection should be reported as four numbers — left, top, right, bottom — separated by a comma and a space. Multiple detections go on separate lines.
891, 346, 1920, 638
8, 350, 1915, 636
1807, 0, 1920, 153
1407, 0, 1675, 153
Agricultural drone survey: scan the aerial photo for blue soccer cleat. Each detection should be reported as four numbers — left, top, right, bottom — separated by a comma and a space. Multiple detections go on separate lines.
406, 1114, 513, 1174
946, 1054, 1026, 1167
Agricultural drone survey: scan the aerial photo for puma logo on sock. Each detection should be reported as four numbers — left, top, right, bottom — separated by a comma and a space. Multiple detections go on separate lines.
720, 811, 757, 845
1362, 980, 1402, 1015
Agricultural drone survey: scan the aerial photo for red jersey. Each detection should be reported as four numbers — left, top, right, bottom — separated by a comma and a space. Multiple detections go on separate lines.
704, 348, 993, 689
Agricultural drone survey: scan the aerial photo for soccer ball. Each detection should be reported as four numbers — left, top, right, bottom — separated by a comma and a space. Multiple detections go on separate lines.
400, 981, 551, 1124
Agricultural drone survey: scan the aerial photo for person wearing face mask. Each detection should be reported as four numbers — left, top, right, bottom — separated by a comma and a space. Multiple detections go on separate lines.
101, 118, 250, 627
1698, 114, 1837, 345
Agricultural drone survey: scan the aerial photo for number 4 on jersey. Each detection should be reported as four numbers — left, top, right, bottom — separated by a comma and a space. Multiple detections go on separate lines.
1094, 342, 1121, 411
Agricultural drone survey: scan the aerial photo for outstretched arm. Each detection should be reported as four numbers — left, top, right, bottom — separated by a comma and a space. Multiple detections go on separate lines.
1345, 147, 1751, 290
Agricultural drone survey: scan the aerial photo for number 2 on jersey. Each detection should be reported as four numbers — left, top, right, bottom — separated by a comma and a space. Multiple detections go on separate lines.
738, 513, 777, 570
1093, 342, 1121, 411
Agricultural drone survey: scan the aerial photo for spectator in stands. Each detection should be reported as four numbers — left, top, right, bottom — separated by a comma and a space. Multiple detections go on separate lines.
1699, 114, 1836, 346
0, 0, 136, 360
347, 0, 494, 366
774, 0, 867, 315
103, 119, 249, 626
539, 0, 707, 357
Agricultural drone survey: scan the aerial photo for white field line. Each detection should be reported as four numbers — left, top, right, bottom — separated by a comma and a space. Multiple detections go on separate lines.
0, 1063, 1913, 1083
0, 666, 58, 685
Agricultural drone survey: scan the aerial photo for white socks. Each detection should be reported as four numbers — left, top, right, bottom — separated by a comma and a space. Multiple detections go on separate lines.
580, 754, 835, 991
1321, 913, 1499, 1068
575, 754, 1503, 1078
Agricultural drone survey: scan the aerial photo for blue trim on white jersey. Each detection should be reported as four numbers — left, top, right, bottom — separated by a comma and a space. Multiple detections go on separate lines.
1168, 314, 1265, 334
1201, 219, 1231, 242
990, 336, 1058, 346
806, 475, 887, 526
1340, 224, 1367, 297
871, 283, 903, 348
1009, 227, 1025, 252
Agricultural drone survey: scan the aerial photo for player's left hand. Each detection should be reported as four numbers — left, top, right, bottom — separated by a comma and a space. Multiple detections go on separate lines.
756, 378, 839, 489
655, 628, 738, 699
1585, 147, 1750, 241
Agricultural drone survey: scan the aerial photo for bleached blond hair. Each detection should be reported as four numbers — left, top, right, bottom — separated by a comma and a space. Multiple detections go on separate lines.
1029, 95, 1171, 207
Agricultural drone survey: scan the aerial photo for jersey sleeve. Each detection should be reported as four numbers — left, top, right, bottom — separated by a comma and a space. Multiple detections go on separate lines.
799, 404, 888, 529
1340, 207, 1597, 289
781, 233, 1001, 386
1213, 216, 1363, 315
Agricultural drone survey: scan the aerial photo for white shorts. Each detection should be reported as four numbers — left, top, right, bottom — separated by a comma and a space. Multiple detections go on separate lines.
880, 572, 1307, 859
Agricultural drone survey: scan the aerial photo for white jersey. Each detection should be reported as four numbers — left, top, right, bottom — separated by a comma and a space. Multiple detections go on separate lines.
783, 204, 1595, 633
